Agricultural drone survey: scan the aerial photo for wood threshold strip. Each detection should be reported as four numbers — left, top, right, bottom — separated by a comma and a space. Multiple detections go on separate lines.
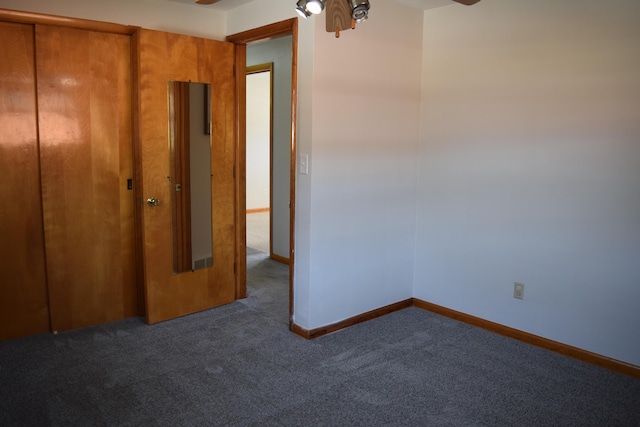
246, 208, 269, 214
292, 298, 640, 379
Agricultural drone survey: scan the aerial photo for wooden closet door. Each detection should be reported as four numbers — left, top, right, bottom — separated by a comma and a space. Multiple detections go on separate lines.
0, 22, 50, 340
36, 25, 138, 332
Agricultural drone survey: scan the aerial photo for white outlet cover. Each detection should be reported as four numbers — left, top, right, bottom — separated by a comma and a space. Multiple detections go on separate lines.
514, 282, 525, 300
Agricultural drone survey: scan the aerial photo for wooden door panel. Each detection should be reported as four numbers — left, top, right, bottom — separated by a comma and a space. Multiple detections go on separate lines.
138, 29, 236, 324
36, 25, 137, 332
0, 22, 50, 339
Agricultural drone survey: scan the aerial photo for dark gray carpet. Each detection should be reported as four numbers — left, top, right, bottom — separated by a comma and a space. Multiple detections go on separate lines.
246, 246, 264, 256
1, 252, 639, 426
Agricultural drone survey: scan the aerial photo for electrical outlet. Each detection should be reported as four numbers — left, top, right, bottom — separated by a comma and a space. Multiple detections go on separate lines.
514, 282, 525, 300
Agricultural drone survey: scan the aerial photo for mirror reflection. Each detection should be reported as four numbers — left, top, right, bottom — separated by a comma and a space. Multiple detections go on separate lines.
168, 81, 213, 273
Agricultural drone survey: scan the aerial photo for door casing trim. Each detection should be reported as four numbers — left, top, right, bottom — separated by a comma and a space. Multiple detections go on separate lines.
227, 18, 298, 328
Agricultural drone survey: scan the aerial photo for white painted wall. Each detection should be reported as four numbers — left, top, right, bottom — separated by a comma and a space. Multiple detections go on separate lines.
415, 0, 640, 366
0, 0, 226, 39
247, 36, 293, 259
229, 1, 423, 329
246, 71, 271, 211
307, 1, 422, 327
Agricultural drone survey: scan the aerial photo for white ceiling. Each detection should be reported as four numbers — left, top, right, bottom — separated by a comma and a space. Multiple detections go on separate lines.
394, 0, 456, 10
162, 0, 256, 12
162, 0, 455, 12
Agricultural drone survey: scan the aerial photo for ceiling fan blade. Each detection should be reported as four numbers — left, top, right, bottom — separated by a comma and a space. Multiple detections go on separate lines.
195, 0, 221, 5
451, 0, 481, 5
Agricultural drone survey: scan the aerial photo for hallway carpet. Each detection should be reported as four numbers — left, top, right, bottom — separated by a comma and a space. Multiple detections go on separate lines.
246, 211, 269, 255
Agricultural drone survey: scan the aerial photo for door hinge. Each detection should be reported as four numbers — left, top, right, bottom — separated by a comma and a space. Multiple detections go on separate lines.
233, 64, 236, 77
233, 166, 236, 179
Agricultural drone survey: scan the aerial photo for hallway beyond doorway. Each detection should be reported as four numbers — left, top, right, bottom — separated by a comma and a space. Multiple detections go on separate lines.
246, 211, 269, 254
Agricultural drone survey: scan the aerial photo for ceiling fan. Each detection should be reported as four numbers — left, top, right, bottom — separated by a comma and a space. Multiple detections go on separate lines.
299, 0, 481, 37
194, 1, 481, 37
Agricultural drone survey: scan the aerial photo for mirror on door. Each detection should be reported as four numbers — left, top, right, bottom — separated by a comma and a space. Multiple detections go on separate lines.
167, 81, 213, 274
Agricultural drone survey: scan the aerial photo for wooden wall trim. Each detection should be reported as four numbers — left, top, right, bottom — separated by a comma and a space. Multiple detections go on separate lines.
270, 253, 290, 265
412, 298, 640, 379
292, 299, 413, 340
291, 297, 639, 379
0, 8, 137, 34
247, 63, 273, 75
226, 17, 298, 329
226, 19, 296, 45
290, 322, 311, 340
233, 43, 248, 300
288, 19, 299, 331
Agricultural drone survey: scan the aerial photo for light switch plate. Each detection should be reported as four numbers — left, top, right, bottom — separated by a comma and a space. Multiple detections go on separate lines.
299, 154, 309, 175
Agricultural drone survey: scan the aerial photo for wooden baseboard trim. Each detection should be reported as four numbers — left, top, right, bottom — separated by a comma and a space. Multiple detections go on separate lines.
412, 298, 640, 379
290, 297, 639, 378
246, 208, 269, 214
290, 322, 311, 339
270, 253, 290, 265
292, 299, 413, 340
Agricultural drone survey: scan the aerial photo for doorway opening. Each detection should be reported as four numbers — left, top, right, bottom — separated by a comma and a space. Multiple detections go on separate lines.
246, 64, 272, 257
227, 19, 298, 329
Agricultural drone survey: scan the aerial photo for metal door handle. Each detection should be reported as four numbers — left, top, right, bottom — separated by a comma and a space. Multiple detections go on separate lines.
146, 197, 160, 207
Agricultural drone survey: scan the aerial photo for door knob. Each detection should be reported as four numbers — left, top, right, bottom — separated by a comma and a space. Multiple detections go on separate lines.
146, 197, 160, 207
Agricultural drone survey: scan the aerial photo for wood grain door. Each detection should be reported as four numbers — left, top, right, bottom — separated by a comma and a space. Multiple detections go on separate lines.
0, 22, 50, 339
36, 25, 138, 332
138, 29, 237, 324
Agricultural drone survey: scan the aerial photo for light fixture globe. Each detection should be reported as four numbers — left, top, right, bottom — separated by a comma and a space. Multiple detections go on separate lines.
295, 0, 324, 18
349, 0, 370, 23
306, 0, 325, 15
295, 7, 309, 17
295, 0, 311, 18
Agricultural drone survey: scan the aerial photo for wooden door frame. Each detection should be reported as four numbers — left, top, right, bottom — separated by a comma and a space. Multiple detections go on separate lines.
226, 18, 298, 329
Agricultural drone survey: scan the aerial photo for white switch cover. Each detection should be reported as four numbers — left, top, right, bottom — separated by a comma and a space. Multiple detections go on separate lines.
299, 154, 309, 175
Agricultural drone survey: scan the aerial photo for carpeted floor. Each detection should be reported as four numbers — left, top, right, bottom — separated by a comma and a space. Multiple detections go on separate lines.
247, 211, 269, 255
1, 252, 639, 426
